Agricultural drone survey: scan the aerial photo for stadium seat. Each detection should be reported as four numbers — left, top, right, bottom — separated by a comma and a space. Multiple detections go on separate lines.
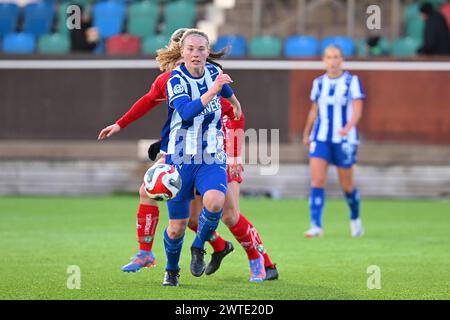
38, 33, 70, 54
403, 3, 421, 22
391, 37, 420, 57
3, 33, 36, 54
249, 36, 282, 58
142, 34, 169, 55
23, 2, 55, 37
284, 35, 319, 57
320, 36, 355, 56
128, 1, 159, 38
356, 39, 368, 57
163, 1, 196, 37
406, 18, 424, 43
213, 34, 247, 57
106, 34, 141, 55
0, 3, 19, 37
93, 1, 125, 39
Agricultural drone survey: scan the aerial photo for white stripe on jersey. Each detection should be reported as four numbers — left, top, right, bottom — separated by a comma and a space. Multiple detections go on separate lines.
167, 111, 182, 154
309, 71, 365, 144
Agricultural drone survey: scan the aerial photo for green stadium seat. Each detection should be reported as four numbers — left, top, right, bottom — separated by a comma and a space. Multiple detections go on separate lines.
38, 33, 70, 54
142, 34, 169, 55
406, 18, 424, 43
128, 1, 159, 38
249, 36, 282, 57
404, 3, 421, 22
356, 39, 368, 57
391, 37, 420, 57
163, 1, 196, 37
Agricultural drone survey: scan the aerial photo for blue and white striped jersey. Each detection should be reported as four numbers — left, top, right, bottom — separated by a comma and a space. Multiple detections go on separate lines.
161, 63, 232, 158
310, 71, 365, 144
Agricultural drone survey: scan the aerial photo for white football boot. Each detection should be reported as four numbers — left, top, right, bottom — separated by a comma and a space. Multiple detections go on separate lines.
350, 218, 364, 237
304, 225, 324, 238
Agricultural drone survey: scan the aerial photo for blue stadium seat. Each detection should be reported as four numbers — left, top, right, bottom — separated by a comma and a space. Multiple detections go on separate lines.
320, 36, 355, 57
3, 33, 36, 54
213, 35, 247, 57
93, 1, 125, 39
0, 3, 20, 37
23, 2, 55, 37
284, 35, 319, 57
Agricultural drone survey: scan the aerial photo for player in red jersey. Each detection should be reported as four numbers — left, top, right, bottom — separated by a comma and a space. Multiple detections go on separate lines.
98, 28, 278, 281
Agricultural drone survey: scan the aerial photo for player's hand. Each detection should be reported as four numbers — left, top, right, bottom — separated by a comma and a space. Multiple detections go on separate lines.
302, 135, 310, 146
232, 103, 242, 121
98, 123, 121, 140
212, 70, 233, 94
338, 126, 351, 137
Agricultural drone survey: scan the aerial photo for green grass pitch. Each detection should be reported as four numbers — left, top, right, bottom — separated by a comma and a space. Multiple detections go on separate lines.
0, 196, 449, 300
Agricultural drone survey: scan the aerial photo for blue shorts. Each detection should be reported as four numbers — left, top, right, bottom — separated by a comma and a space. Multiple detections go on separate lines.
309, 141, 358, 168
165, 154, 228, 220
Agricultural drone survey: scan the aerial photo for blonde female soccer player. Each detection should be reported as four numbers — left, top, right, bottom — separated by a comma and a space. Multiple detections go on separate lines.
302, 45, 365, 238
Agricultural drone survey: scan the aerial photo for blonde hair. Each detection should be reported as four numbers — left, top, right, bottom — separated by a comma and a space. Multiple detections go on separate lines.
156, 28, 228, 71
155, 28, 188, 71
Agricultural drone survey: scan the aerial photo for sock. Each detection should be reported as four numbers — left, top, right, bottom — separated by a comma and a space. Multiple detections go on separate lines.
229, 213, 260, 261
136, 204, 159, 251
345, 188, 360, 220
237, 213, 275, 268
163, 228, 184, 271
310, 187, 325, 228
189, 224, 226, 252
192, 207, 222, 250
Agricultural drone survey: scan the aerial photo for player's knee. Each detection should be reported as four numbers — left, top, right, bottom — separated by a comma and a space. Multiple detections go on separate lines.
203, 191, 225, 213
167, 222, 187, 239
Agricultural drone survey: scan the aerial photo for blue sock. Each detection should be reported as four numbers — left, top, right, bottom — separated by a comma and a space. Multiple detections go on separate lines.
309, 187, 325, 228
345, 188, 360, 220
192, 207, 222, 249
163, 228, 184, 271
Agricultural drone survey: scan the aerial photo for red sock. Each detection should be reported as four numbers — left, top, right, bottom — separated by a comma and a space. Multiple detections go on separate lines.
136, 204, 159, 251
189, 224, 226, 252
239, 213, 274, 268
228, 213, 261, 260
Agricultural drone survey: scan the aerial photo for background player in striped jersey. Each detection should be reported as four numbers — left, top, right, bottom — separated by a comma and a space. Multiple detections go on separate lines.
302, 45, 365, 238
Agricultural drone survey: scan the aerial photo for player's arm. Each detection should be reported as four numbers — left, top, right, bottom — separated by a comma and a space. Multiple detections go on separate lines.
172, 71, 233, 121
303, 103, 318, 146
98, 81, 163, 140
339, 75, 365, 137
201, 70, 233, 107
338, 100, 363, 136
224, 94, 242, 121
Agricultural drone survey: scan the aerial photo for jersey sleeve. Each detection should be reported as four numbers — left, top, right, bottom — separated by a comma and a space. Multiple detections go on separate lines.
221, 84, 233, 99
349, 75, 366, 100
167, 74, 190, 108
310, 78, 320, 103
